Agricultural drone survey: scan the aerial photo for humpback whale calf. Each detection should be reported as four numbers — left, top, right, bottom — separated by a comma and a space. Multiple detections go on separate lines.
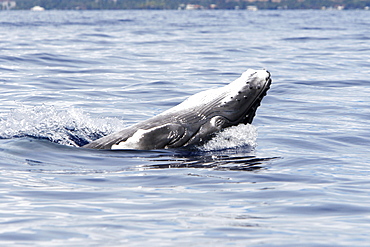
83, 69, 271, 150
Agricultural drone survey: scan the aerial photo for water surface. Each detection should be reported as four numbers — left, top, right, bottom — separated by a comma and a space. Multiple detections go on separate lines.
1, 10, 370, 246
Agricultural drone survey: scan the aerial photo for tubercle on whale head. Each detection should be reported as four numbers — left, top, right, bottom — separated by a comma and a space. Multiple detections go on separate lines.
240, 68, 271, 89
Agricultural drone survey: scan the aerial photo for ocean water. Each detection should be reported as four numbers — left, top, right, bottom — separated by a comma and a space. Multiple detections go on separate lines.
0, 9, 370, 246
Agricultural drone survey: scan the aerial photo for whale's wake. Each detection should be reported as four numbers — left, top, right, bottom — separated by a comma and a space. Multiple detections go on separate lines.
0, 105, 257, 151
0, 105, 125, 147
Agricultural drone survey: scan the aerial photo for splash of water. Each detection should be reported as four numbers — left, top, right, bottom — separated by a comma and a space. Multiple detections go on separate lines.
0, 105, 257, 150
0, 105, 125, 147
199, 124, 257, 152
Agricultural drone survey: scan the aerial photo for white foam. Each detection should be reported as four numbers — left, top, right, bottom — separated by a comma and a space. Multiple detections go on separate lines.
0, 105, 125, 147
199, 124, 257, 151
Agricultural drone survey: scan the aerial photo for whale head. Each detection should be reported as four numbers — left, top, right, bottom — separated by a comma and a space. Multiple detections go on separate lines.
161, 68, 272, 148
216, 68, 271, 126
164, 68, 271, 133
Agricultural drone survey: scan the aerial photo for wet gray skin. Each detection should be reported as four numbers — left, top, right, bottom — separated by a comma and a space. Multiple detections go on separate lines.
83, 69, 272, 150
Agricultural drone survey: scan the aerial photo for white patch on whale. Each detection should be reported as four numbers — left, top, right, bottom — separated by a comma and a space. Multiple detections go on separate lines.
111, 128, 149, 150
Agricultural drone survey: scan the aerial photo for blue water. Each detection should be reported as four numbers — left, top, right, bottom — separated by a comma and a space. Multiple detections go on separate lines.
1, 10, 370, 246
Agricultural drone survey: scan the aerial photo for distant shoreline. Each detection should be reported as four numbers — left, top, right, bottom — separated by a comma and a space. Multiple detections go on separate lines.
3, 9, 370, 11
2, 0, 370, 11
3, 8, 370, 11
